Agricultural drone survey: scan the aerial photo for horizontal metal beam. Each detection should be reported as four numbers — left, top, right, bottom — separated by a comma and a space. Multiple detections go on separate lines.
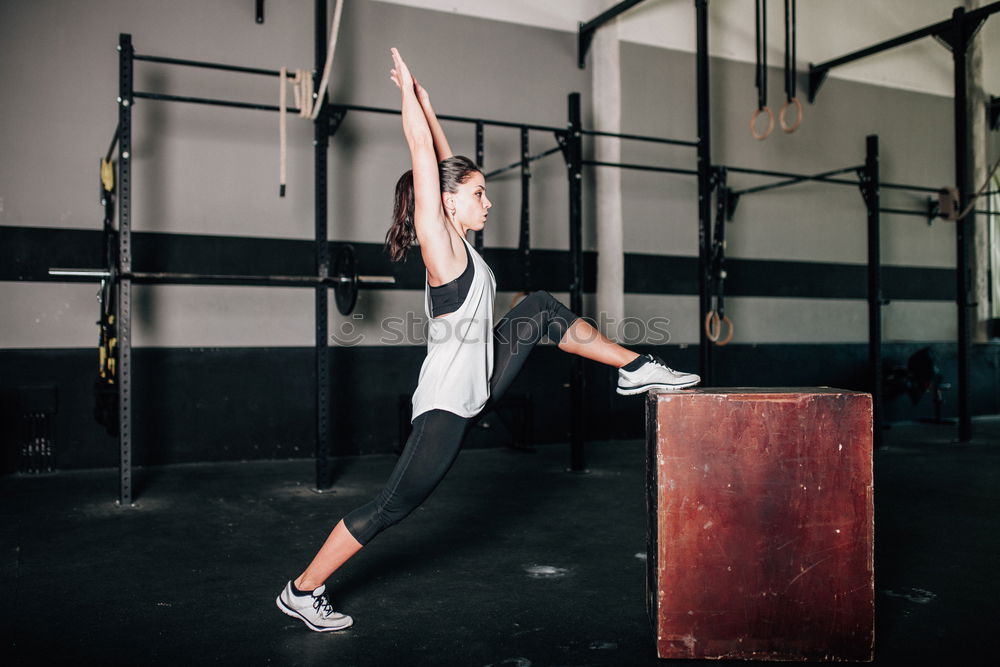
135, 53, 284, 77
330, 102, 565, 134
581, 128, 698, 147
131, 94, 567, 135
880, 181, 942, 194
879, 207, 947, 219
578, 0, 648, 68
731, 165, 862, 197
725, 164, 859, 186
878, 207, 996, 218
582, 159, 698, 176
808, 1, 1000, 101
48, 268, 395, 288
134, 91, 300, 113
484, 145, 562, 180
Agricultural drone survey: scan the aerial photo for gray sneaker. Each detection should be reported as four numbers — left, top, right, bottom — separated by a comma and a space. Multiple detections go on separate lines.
617, 354, 700, 395
276, 581, 353, 632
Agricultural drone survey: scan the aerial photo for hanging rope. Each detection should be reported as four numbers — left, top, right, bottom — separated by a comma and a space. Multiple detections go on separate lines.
279, 68, 315, 196
952, 154, 1000, 221
279, 67, 288, 197
310, 0, 344, 121
751, 0, 774, 140
277, 0, 344, 197
780, 0, 802, 133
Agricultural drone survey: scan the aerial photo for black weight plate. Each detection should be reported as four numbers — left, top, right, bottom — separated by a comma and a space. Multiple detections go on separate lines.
334, 244, 358, 315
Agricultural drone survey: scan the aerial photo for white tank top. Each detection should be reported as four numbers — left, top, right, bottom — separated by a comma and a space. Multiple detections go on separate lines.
411, 236, 496, 421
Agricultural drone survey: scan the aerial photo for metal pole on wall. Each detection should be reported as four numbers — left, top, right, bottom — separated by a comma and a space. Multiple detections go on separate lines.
475, 121, 485, 251
117, 33, 135, 507
315, 0, 333, 489
863, 135, 883, 449
695, 0, 713, 384
567, 92, 586, 472
950, 7, 974, 442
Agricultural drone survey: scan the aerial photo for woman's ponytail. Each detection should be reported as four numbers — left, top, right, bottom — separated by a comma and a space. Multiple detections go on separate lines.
385, 156, 480, 262
385, 170, 416, 262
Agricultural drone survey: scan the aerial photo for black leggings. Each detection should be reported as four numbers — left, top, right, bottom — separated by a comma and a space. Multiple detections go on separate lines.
344, 291, 579, 545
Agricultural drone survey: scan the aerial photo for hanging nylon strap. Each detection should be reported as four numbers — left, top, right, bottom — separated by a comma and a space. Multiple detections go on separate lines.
783, 0, 795, 102
755, 0, 767, 111
751, 0, 774, 139
706, 170, 734, 345
780, 0, 803, 132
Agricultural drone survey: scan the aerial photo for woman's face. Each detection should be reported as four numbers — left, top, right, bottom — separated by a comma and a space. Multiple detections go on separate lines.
447, 171, 492, 232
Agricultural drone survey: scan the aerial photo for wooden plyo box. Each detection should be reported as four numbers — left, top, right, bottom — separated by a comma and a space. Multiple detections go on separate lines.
645, 388, 874, 661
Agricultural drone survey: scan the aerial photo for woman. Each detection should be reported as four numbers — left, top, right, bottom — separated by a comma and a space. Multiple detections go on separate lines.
276, 48, 699, 632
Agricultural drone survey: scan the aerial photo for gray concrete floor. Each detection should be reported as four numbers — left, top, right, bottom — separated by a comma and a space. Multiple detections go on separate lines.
2, 417, 998, 666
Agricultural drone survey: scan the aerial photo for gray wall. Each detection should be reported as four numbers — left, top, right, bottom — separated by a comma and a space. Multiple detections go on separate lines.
3, 1, 996, 376
1, 0, 973, 351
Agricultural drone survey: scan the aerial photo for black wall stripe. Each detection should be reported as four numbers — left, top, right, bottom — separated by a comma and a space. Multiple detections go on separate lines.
2, 225, 955, 300
2, 342, 997, 472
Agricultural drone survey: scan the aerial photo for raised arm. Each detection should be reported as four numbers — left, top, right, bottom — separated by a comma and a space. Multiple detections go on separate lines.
414, 78, 453, 162
390, 48, 461, 278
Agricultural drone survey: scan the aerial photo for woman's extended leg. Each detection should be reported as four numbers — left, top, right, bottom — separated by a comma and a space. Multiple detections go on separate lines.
487, 290, 640, 400
488, 290, 581, 400
293, 520, 363, 592
556, 316, 639, 367
488, 290, 698, 403
279, 409, 468, 631
296, 409, 467, 585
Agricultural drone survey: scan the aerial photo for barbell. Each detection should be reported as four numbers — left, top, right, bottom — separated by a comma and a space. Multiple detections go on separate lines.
50, 244, 394, 315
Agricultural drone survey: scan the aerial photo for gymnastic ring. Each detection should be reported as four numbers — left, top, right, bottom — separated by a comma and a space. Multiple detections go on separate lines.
704, 311, 722, 342
715, 315, 734, 346
509, 290, 529, 309
750, 106, 775, 140
779, 97, 803, 133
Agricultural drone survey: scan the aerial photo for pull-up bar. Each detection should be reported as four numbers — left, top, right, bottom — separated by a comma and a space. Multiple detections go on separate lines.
879, 206, 997, 219
808, 1, 1000, 102
485, 145, 562, 180
329, 102, 565, 134
581, 128, 699, 148
135, 53, 285, 77
578, 0, 649, 68
583, 160, 697, 176
127, 49, 570, 134
133, 91, 301, 114
808, 4, 1000, 443
729, 165, 861, 197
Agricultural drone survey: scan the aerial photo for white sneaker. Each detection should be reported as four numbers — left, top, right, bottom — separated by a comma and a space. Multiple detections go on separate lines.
617, 354, 700, 395
276, 581, 353, 632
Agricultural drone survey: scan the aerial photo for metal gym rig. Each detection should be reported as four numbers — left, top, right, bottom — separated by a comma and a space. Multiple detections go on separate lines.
56, 0, 999, 504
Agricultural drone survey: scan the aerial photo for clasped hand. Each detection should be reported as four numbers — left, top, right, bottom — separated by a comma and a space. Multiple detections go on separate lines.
389, 47, 430, 103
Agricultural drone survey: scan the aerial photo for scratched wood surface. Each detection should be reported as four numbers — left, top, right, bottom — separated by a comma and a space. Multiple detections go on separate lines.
645, 388, 874, 661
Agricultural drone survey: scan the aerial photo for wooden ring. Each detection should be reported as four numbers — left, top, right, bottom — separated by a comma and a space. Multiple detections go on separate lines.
750, 106, 775, 140
715, 315, 734, 346
705, 311, 722, 342
779, 97, 803, 133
